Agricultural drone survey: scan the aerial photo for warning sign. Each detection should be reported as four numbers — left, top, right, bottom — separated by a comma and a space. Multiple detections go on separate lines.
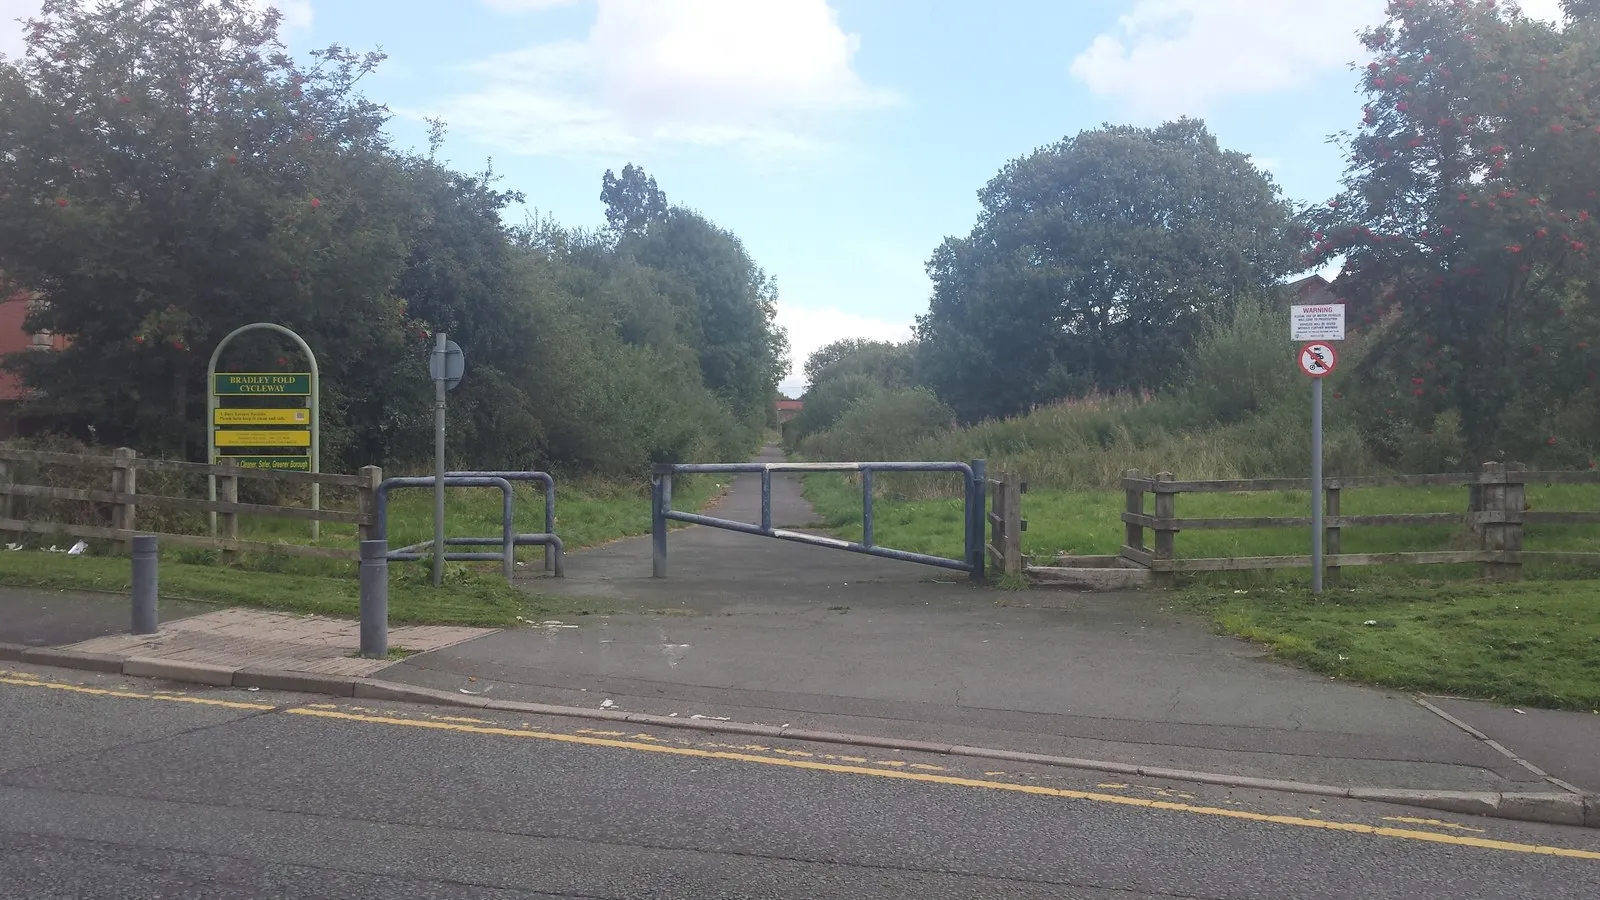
1291, 304, 1346, 341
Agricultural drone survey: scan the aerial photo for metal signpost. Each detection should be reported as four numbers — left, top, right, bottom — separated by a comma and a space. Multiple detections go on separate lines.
206, 324, 321, 537
1291, 303, 1344, 595
428, 334, 465, 586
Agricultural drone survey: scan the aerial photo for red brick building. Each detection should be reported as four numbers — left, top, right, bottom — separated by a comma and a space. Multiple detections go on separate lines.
0, 288, 67, 434
775, 398, 803, 423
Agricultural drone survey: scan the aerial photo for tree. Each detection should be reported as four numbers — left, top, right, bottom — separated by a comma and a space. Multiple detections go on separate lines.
916, 119, 1298, 422
630, 208, 787, 430
1304, 0, 1600, 462
600, 163, 668, 238
802, 338, 916, 388
0, 0, 413, 458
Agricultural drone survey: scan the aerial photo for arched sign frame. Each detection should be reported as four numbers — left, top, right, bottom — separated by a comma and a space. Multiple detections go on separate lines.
205, 323, 321, 538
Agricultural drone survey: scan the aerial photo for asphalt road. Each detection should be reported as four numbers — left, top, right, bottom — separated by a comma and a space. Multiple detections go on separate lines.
1, 663, 1598, 899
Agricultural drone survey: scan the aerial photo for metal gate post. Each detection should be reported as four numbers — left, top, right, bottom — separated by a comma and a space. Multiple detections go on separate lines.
968, 459, 987, 583
651, 468, 669, 578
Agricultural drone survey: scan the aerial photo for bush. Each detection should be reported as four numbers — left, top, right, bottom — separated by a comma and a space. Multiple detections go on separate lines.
800, 388, 953, 461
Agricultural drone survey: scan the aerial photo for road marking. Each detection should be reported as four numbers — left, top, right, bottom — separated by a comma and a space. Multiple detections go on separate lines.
1384, 816, 1488, 834
0, 673, 274, 711
283, 707, 1600, 861
2, 672, 1593, 861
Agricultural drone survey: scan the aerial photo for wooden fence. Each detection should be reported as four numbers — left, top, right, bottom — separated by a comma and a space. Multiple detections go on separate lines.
1120, 462, 1600, 586
986, 471, 1026, 577
0, 447, 382, 561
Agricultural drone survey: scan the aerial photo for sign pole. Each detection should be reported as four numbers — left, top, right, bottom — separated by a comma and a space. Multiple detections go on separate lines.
1311, 377, 1324, 595
433, 331, 448, 587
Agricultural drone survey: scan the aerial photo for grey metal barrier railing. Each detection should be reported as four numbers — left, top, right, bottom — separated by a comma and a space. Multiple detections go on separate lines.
651, 460, 986, 583
448, 471, 556, 571
374, 475, 565, 580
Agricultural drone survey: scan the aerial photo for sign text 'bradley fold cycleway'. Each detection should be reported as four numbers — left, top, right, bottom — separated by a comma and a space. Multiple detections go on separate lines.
212, 373, 312, 395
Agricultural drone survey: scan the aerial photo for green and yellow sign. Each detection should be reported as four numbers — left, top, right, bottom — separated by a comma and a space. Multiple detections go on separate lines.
213, 373, 311, 395
214, 456, 313, 472
214, 408, 310, 426
214, 429, 311, 448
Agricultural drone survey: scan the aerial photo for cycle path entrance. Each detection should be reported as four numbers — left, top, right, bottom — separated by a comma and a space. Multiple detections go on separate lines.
386, 449, 1590, 795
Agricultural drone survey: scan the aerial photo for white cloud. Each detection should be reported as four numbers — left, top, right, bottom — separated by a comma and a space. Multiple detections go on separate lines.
0, 0, 40, 59
483, 0, 582, 10
775, 302, 912, 396
1071, 0, 1571, 118
1514, 0, 1567, 23
262, 0, 314, 31
1069, 0, 1384, 118
436, 0, 897, 158
2, 1, 311, 61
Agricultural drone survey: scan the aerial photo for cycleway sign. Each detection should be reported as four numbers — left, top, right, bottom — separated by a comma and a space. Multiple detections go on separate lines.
205, 324, 322, 536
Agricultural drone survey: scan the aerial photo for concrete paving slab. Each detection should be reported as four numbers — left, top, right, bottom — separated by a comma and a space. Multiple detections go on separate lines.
1426, 696, 1600, 794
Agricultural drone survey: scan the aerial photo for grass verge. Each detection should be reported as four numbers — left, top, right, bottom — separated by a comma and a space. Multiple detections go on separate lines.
0, 551, 607, 626
0, 474, 727, 625
1181, 580, 1600, 711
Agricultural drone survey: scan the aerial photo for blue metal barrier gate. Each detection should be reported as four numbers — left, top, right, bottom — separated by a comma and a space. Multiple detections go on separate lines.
651, 460, 987, 583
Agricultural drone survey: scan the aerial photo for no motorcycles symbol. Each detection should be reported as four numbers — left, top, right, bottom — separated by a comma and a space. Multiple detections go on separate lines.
1298, 342, 1338, 378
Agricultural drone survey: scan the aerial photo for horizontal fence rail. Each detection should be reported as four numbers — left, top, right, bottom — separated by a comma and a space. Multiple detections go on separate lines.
652, 460, 987, 582
1120, 463, 1600, 585
0, 446, 378, 560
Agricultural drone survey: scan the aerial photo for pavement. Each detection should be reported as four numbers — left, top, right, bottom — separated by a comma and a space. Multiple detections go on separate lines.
379, 447, 1600, 799
1, 662, 1597, 898
0, 589, 494, 677
2, 445, 1599, 827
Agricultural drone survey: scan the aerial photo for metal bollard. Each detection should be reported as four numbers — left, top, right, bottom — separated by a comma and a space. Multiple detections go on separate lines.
130, 534, 159, 634
651, 473, 669, 578
359, 539, 388, 658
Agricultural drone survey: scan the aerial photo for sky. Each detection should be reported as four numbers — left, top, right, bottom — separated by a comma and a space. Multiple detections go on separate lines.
0, 0, 1571, 396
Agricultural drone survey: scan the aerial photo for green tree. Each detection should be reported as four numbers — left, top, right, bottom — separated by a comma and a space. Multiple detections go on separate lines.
917, 118, 1298, 422
0, 0, 411, 459
803, 338, 917, 389
630, 208, 787, 430
600, 163, 668, 238
1304, 0, 1600, 462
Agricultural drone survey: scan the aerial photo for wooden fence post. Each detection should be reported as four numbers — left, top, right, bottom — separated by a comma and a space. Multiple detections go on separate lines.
1123, 469, 1145, 560
357, 465, 384, 543
0, 458, 11, 522
1001, 472, 1023, 576
111, 447, 138, 553
1478, 462, 1524, 582
1505, 464, 1525, 581
1325, 478, 1342, 588
219, 459, 240, 564
1153, 471, 1176, 589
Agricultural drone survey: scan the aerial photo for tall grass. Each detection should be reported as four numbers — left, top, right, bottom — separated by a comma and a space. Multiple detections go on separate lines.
797, 297, 1382, 497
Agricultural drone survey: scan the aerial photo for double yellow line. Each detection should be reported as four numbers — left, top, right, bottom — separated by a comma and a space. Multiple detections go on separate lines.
5, 672, 1599, 861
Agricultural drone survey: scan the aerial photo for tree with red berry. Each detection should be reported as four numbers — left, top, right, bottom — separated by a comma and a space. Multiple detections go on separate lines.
1305, 0, 1600, 462
0, 0, 413, 456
